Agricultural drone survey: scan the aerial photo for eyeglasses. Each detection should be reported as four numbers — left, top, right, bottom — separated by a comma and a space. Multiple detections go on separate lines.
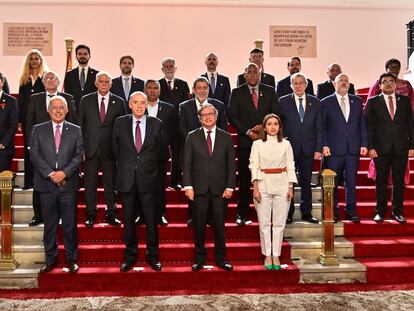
381, 80, 395, 85
200, 112, 216, 118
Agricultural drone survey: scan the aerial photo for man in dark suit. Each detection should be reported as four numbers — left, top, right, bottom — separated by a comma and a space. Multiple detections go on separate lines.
63, 44, 99, 110
277, 57, 314, 98
365, 72, 414, 224
237, 48, 275, 88
228, 63, 280, 225
113, 91, 163, 272
321, 73, 367, 223
317, 63, 356, 100
78, 71, 127, 227
183, 103, 236, 271
0, 73, 18, 172
279, 72, 322, 224
26, 71, 77, 227
30, 96, 83, 273
110, 55, 145, 109
201, 52, 231, 109
144, 79, 175, 226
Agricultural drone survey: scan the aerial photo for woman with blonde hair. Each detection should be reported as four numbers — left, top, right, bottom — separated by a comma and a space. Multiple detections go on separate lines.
249, 114, 297, 270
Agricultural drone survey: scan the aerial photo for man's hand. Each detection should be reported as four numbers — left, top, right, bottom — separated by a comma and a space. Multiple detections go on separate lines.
322, 147, 331, 157
50, 171, 66, 184
222, 189, 233, 199
409, 149, 414, 157
251, 124, 262, 133
368, 149, 378, 158
185, 189, 194, 201
360, 147, 368, 156
248, 131, 260, 141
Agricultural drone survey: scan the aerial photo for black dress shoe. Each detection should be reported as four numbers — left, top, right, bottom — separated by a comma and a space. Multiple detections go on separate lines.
147, 259, 162, 271
85, 218, 95, 228
217, 261, 233, 271
106, 216, 121, 226
187, 218, 194, 227
39, 262, 57, 274
159, 215, 168, 226
67, 261, 79, 273
301, 215, 319, 224
192, 263, 203, 271
373, 214, 384, 223
170, 184, 182, 191
392, 214, 407, 224
347, 215, 361, 224
235, 215, 245, 226
286, 218, 293, 224
29, 217, 43, 226
120, 261, 134, 272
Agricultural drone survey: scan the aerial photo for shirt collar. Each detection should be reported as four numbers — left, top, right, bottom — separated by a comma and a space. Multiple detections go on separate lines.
203, 125, 216, 134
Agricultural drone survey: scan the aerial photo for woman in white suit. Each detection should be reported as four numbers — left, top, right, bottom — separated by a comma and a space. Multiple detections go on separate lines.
249, 114, 297, 270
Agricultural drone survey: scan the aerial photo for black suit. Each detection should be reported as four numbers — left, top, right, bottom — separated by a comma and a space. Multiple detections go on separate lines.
316, 80, 355, 100
2, 76, 10, 95
26, 91, 77, 221
365, 94, 414, 216
78, 92, 126, 219
112, 115, 163, 263
228, 83, 280, 219
183, 127, 236, 264
64, 67, 98, 110
277, 75, 315, 98
237, 72, 275, 88
201, 73, 231, 109
158, 77, 190, 187
110, 76, 145, 110
30, 121, 83, 266
0, 92, 18, 172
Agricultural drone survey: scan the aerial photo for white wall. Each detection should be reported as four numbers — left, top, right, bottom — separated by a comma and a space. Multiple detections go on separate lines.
1, 2, 413, 93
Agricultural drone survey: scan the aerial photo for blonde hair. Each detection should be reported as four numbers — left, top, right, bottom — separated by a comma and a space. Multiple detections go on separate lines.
18, 49, 49, 86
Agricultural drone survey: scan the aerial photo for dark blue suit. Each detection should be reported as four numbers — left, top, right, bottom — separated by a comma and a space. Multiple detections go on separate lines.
279, 93, 322, 218
201, 73, 231, 110
110, 76, 145, 111
277, 75, 314, 98
321, 94, 367, 217
0, 92, 18, 172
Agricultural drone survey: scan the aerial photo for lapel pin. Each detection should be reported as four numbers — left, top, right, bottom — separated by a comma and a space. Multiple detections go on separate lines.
112, 100, 115, 103
220, 83, 223, 86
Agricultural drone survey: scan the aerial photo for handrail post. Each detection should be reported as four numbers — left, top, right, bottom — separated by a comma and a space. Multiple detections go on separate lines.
317, 169, 339, 266
0, 170, 17, 270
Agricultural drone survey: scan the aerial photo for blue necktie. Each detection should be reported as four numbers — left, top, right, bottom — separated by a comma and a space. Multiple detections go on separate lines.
124, 78, 130, 100
210, 74, 216, 94
298, 97, 305, 122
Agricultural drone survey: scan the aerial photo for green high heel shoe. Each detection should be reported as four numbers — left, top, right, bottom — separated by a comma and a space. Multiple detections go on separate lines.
272, 256, 281, 271
264, 258, 273, 270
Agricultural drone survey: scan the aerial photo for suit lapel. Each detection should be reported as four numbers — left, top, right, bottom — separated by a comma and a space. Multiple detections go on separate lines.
58, 121, 69, 155
378, 94, 393, 121
290, 94, 302, 123
104, 93, 117, 122
140, 116, 152, 152
243, 84, 256, 110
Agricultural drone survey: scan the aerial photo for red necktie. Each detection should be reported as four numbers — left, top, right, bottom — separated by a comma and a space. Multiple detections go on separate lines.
55, 124, 61, 152
167, 80, 172, 92
100, 97, 106, 122
388, 96, 395, 120
207, 130, 212, 156
135, 120, 142, 153
251, 88, 259, 110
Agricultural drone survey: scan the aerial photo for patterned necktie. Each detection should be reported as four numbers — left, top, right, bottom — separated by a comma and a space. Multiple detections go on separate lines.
135, 120, 142, 153
55, 124, 61, 152
210, 73, 216, 94
340, 97, 347, 118
80, 68, 86, 90
298, 97, 305, 122
100, 97, 106, 122
124, 77, 130, 100
206, 130, 213, 156
388, 96, 395, 120
251, 88, 258, 110
167, 80, 172, 92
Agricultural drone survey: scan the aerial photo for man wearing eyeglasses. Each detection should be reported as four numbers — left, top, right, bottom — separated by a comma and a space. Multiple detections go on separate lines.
183, 103, 236, 272
365, 72, 414, 224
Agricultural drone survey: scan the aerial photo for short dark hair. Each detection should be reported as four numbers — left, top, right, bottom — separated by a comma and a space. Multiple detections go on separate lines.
250, 48, 264, 55
193, 76, 209, 88
144, 79, 160, 88
287, 57, 301, 67
120, 55, 134, 65
75, 44, 91, 55
379, 72, 396, 84
385, 58, 401, 70
261, 113, 283, 142
0, 72, 4, 83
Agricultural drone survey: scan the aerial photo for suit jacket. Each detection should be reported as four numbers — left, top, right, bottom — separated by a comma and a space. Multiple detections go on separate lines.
228, 83, 280, 149
78, 92, 126, 160
110, 75, 145, 105
317, 80, 355, 100
237, 72, 275, 88
30, 121, 83, 192
146, 100, 175, 161
158, 78, 190, 109
64, 67, 98, 110
201, 73, 231, 108
364, 93, 414, 155
0, 93, 18, 156
112, 115, 163, 193
26, 92, 77, 141
183, 127, 236, 196
321, 94, 367, 155
18, 76, 45, 124
279, 93, 322, 157
2, 77, 10, 95
276, 75, 315, 98
179, 98, 227, 140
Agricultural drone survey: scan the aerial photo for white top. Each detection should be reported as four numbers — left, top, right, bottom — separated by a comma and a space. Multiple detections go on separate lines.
249, 136, 297, 194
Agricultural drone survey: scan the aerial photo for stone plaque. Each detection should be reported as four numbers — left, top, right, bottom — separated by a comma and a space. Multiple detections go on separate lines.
269, 25, 316, 58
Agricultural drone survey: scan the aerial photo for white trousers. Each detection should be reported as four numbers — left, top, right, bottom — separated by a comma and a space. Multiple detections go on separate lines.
254, 190, 290, 257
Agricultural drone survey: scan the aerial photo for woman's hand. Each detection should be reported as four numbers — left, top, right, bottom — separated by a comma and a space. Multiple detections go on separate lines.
252, 180, 261, 203
286, 187, 293, 201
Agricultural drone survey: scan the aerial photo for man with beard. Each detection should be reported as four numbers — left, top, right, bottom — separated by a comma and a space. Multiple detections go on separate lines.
237, 48, 275, 88
317, 63, 355, 100
277, 57, 314, 98
64, 44, 99, 110
111, 55, 145, 109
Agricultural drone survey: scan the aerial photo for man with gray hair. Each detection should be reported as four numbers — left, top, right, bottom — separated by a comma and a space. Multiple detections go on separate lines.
78, 71, 126, 227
